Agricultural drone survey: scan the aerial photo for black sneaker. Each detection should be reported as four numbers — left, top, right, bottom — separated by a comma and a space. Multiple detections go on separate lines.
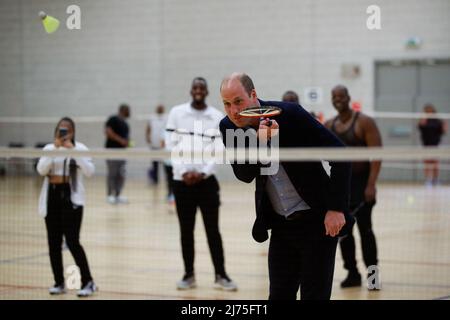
340, 272, 362, 288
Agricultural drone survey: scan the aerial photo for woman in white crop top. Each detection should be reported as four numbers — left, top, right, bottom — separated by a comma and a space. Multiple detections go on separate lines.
36, 117, 97, 297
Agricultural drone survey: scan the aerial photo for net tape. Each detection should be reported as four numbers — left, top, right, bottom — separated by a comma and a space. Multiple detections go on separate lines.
1, 146, 449, 162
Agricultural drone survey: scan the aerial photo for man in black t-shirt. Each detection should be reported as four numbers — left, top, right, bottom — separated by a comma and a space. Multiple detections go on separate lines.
105, 104, 130, 204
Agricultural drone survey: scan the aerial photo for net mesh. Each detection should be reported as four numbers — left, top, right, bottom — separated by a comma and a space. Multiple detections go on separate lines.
0, 144, 449, 300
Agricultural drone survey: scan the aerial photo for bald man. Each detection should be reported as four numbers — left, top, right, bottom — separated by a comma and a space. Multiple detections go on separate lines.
325, 85, 382, 289
282, 90, 300, 104
219, 73, 353, 300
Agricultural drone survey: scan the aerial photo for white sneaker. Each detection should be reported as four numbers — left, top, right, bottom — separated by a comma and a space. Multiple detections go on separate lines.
107, 195, 117, 204
117, 196, 129, 204
176, 274, 196, 290
49, 284, 66, 295
214, 274, 238, 291
77, 281, 98, 297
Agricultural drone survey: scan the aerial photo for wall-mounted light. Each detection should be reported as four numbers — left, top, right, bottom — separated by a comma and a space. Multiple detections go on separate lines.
341, 63, 361, 79
405, 36, 422, 49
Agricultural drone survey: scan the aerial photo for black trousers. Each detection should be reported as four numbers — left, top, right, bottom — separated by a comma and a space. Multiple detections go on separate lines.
164, 164, 174, 197
172, 176, 225, 276
268, 211, 338, 300
45, 184, 93, 286
340, 200, 378, 272
149, 161, 159, 183
149, 162, 174, 197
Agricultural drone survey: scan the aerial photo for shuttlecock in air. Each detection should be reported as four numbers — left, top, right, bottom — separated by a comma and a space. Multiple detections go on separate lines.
39, 11, 60, 34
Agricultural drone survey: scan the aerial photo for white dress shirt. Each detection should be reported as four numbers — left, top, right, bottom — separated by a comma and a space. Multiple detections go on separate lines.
36, 141, 95, 217
266, 163, 311, 218
165, 102, 224, 181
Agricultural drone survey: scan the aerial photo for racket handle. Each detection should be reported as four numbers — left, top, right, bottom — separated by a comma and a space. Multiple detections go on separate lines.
259, 117, 272, 126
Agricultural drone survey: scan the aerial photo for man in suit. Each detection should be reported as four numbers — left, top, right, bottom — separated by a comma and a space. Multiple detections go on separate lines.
219, 72, 352, 300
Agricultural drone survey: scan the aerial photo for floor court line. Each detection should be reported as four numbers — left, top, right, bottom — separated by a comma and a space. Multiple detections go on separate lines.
0, 284, 231, 300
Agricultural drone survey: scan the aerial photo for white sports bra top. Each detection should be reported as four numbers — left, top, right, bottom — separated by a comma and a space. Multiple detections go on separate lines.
49, 156, 71, 176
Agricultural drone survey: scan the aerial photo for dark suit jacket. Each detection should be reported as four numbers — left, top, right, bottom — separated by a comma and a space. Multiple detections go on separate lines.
220, 99, 353, 242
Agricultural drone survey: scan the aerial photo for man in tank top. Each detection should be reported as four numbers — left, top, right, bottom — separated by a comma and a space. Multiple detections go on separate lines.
325, 85, 382, 290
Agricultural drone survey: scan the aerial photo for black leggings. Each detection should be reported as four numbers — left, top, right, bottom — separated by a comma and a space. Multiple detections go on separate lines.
172, 176, 226, 277
45, 183, 93, 286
